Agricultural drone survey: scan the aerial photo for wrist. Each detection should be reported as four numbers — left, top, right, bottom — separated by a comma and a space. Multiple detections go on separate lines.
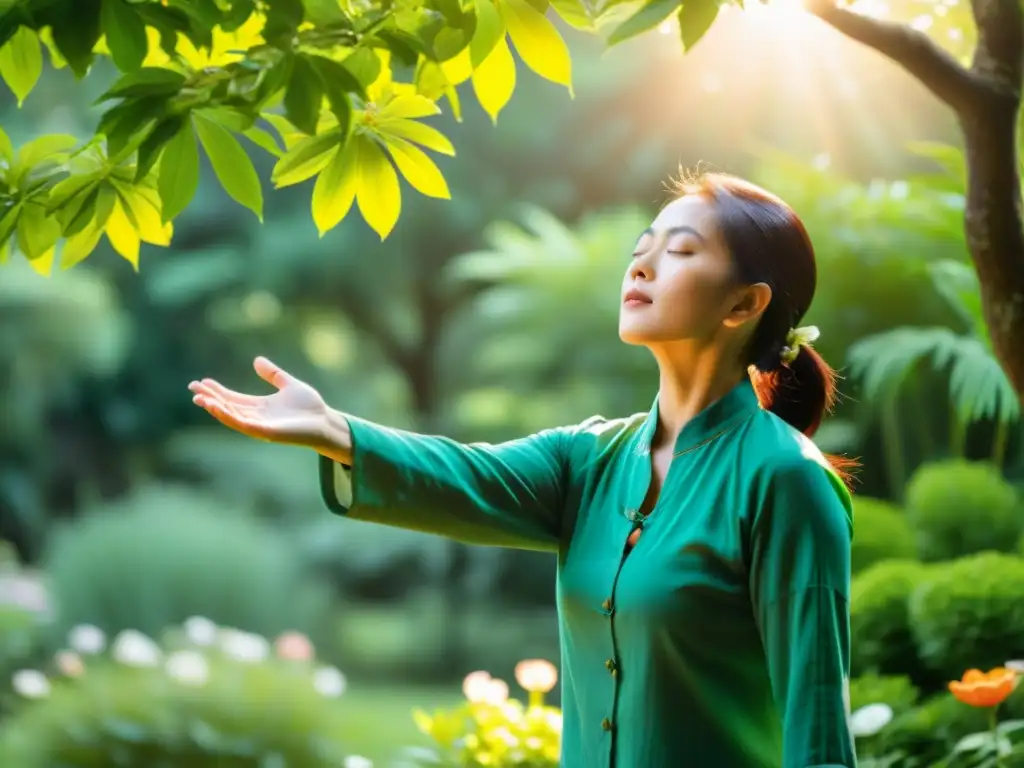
317, 407, 354, 466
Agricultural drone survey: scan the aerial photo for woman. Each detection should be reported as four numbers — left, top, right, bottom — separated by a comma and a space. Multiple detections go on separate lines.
189, 172, 857, 768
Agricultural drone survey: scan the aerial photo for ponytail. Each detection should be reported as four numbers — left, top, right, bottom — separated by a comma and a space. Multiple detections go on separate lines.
750, 345, 859, 489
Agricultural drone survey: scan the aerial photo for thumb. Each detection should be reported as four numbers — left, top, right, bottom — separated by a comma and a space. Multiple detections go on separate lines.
253, 356, 293, 390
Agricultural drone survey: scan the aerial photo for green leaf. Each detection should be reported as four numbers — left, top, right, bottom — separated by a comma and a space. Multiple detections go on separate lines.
264, 0, 306, 43
49, 0, 103, 77
342, 48, 381, 90
17, 200, 61, 260
100, 67, 187, 101
157, 118, 200, 222
242, 126, 283, 157
0, 126, 13, 162
284, 55, 323, 135
195, 107, 257, 132
135, 115, 187, 182
97, 97, 165, 159
11, 134, 78, 186
306, 54, 357, 136
677, 0, 720, 50
469, 0, 504, 67
607, 0, 679, 45
304, 0, 349, 24
0, 202, 22, 247
101, 0, 148, 71
271, 129, 342, 188
59, 186, 100, 237
0, 26, 42, 105
48, 173, 101, 212
193, 113, 263, 221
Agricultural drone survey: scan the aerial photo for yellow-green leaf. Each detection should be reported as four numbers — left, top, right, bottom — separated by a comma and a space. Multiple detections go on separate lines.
0, 26, 42, 106
438, 47, 472, 87
261, 114, 304, 150
377, 94, 441, 120
0, 126, 12, 162
16, 200, 60, 260
355, 137, 401, 240
607, 0, 680, 45
157, 119, 200, 222
193, 113, 264, 221
272, 129, 342, 188
101, 0, 148, 71
472, 36, 516, 123
27, 247, 55, 276
677, 0, 720, 50
60, 225, 104, 270
13, 134, 78, 180
470, 0, 505, 68
386, 137, 450, 199
105, 196, 141, 269
115, 182, 172, 245
0, 240, 8, 264
378, 119, 455, 156
242, 126, 283, 157
499, 0, 572, 92
38, 27, 67, 69
311, 143, 357, 236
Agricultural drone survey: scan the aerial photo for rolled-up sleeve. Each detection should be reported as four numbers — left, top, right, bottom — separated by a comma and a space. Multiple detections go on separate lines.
748, 457, 856, 768
319, 415, 576, 551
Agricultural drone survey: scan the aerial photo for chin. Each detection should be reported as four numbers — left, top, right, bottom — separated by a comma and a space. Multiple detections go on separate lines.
618, 324, 655, 346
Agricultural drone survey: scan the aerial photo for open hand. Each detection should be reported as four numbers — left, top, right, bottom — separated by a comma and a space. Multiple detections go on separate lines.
188, 357, 330, 449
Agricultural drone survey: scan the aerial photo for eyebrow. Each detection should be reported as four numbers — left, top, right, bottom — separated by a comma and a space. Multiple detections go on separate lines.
639, 225, 706, 242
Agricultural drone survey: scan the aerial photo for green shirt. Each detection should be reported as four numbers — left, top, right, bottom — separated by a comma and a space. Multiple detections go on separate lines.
320, 379, 856, 768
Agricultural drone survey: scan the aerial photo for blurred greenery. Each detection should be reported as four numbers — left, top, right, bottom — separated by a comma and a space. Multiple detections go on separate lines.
0, 1, 1022, 766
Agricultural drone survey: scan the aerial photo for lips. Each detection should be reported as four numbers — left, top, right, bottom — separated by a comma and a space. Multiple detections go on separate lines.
623, 288, 652, 305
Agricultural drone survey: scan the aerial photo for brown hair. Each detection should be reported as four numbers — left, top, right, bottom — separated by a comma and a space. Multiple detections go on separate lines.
674, 171, 858, 486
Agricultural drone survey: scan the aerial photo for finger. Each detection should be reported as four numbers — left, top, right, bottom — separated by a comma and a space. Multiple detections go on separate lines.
192, 379, 264, 407
253, 356, 294, 391
194, 396, 274, 441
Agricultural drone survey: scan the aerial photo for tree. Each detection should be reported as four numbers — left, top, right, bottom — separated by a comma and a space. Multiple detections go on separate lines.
0, 0, 1021, 400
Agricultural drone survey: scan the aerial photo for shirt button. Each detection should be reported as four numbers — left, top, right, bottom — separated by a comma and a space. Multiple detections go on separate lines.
601, 717, 614, 731
601, 598, 613, 612
605, 658, 617, 675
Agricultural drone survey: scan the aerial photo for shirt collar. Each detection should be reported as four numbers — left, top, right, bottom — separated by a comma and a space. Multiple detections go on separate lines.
635, 378, 760, 457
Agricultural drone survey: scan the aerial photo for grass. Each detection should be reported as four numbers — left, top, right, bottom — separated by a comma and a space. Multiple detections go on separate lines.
335, 682, 465, 764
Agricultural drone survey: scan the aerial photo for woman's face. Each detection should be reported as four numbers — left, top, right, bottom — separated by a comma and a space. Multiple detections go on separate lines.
618, 195, 754, 347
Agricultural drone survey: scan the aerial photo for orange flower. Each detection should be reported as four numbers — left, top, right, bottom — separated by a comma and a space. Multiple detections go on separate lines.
949, 667, 1019, 707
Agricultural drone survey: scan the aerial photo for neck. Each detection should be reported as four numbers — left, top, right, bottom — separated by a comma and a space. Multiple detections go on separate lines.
650, 342, 746, 449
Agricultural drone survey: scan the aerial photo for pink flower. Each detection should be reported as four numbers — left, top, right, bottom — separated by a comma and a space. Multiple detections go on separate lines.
274, 631, 314, 661
55, 651, 84, 678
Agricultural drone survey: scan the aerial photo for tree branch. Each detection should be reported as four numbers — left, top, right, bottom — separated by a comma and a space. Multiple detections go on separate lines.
806, 0, 1024, 400
806, 0, 981, 114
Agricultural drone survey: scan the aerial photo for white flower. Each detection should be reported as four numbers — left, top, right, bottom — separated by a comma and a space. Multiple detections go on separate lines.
343, 757, 373, 768
850, 703, 894, 738
462, 670, 492, 703
514, 659, 558, 693
165, 651, 209, 686
482, 678, 509, 706
218, 629, 270, 663
12, 669, 50, 698
183, 616, 218, 647
312, 665, 347, 697
68, 624, 106, 655
1006, 659, 1024, 674
112, 630, 161, 667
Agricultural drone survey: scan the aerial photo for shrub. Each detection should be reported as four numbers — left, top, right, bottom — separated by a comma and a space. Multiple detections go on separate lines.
0, 619, 363, 767
905, 460, 1020, 562
42, 484, 333, 652
909, 551, 1024, 678
850, 497, 917, 574
849, 673, 919, 716
850, 560, 930, 679
879, 693, 991, 767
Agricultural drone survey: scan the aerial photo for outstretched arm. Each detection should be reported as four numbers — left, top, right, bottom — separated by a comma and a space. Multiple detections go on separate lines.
191, 357, 574, 552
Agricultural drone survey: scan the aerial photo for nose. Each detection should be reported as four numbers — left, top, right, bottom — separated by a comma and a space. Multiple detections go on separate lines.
628, 252, 653, 282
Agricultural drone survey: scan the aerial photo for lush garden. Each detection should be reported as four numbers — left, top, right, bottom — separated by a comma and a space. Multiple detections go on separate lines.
2, 0, 1024, 765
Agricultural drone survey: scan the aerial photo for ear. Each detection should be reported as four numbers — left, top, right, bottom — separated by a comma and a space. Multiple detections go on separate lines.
721, 282, 772, 329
